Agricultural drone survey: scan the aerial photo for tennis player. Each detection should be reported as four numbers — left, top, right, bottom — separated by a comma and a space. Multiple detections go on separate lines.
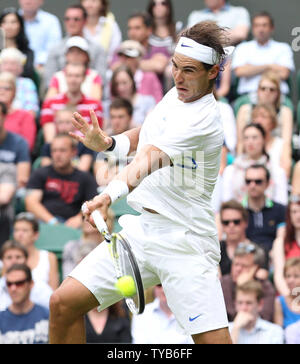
49, 21, 233, 344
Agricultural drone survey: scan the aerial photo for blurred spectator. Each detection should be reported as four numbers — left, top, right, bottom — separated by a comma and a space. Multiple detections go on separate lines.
232, 11, 295, 96
40, 107, 96, 173
80, 0, 122, 63
236, 71, 293, 158
273, 197, 300, 296
94, 98, 133, 188
292, 161, 300, 195
0, 263, 49, 344
115, 40, 163, 103
221, 242, 274, 322
187, 0, 250, 45
0, 48, 39, 116
41, 62, 103, 143
44, 4, 106, 88
0, 240, 53, 311
13, 212, 59, 290
131, 284, 193, 344
252, 104, 291, 178
126, 12, 170, 83
0, 101, 31, 247
222, 123, 288, 206
110, 65, 156, 126
274, 258, 300, 329
229, 280, 284, 344
242, 164, 286, 266
45, 36, 102, 101
0, 72, 36, 152
18, 0, 62, 70
219, 200, 250, 276
0, 7, 35, 80
25, 134, 98, 229
285, 320, 300, 344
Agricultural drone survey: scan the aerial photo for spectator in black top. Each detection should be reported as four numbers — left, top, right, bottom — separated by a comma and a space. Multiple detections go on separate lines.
242, 164, 286, 268
219, 199, 250, 276
25, 134, 98, 229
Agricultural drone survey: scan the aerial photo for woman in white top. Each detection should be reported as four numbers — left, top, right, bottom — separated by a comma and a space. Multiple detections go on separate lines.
222, 123, 288, 206
80, 0, 122, 63
13, 213, 59, 290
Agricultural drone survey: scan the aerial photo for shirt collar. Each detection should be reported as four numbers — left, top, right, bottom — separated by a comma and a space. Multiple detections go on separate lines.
242, 196, 274, 210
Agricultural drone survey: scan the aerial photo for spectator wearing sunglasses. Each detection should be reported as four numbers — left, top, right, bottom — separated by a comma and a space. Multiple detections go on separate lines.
219, 200, 250, 276
222, 123, 288, 206
242, 165, 286, 267
0, 240, 53, 312
0, 263, 49, 344
236, 71, 293, 159
221, 242, 276, 322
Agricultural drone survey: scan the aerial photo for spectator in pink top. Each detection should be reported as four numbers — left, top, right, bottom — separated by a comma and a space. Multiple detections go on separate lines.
0, 72, 36, 152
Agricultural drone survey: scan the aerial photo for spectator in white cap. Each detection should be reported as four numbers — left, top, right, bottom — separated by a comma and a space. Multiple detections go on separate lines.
44, 4, 107, 88
0, 48, 39, 117
45, 36, 102, 101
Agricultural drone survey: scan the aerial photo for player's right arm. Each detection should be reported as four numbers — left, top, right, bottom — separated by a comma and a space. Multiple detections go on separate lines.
70, 110, 141, 155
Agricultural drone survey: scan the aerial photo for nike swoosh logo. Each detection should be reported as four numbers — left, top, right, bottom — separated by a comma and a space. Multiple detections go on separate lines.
181, 43, 193, 48
189, 314, 202, 322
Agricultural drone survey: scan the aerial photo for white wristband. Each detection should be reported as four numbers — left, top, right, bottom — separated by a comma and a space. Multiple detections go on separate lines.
100, 180, 129, 204
105, 134, 130, 160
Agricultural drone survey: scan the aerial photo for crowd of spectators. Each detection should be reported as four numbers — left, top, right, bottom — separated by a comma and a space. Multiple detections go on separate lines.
0, 0, 300, 344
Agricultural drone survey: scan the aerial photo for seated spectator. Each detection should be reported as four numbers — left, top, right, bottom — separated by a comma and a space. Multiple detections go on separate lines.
219, 200, 250, 276
13, 212, 59, 291
0, 48, 39, 116
44, 4, 107, 88
242, 164, 286, 266
94, 98, 134, 189
80, 0, 122, 63
40, 107, 96, 173
232, 11, 295, 96
273, 197, 300, 296
222, 123, 288, 206
221, 242, 275, 322
187, 0, 250, 45
131, 284, 193, 344
0, 101, 31, 247
62, 210, 114, 279
274, 258, 300, 329
18, 0, 62, 71
0, 72, 36, 152
0, 240, 53, 311
252, 104, 291, 178
110, 65, 156, 126
292, 161, 300, 195
45, 36, 102, 101
229, 280, 284, 344
41, 62, 103, 143
236, 71, 293, 157
0, 263, 49, 344
0, 7, 35, 81
25, 134, 98, 229
285, 320, 300, 344
115, 40, 163, 103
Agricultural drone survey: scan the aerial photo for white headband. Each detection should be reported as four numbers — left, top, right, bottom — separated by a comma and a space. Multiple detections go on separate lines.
175, 37, 235, 65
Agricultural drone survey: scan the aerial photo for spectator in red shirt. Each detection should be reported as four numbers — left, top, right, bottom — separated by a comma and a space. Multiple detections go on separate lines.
41, 63, 103, 143
0, 72, 36, 152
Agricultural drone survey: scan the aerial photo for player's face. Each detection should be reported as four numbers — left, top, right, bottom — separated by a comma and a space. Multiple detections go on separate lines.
172, 53, 218, 103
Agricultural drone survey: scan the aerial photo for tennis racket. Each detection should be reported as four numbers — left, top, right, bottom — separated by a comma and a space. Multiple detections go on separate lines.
82, 204, 145, 315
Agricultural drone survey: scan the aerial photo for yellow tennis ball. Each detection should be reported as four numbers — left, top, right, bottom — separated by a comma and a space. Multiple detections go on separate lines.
115, 275, 136, 297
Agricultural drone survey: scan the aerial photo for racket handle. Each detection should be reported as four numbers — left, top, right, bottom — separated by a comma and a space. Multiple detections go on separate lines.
82, 203, 109, 235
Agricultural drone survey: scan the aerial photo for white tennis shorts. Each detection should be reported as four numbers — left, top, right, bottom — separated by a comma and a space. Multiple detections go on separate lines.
69, 210, 228, 335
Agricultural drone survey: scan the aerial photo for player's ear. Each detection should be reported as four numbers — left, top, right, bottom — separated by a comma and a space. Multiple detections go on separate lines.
208, 64, 220, 81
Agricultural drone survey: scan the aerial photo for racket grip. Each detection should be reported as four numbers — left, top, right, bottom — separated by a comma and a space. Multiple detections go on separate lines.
81, 203, 109, 234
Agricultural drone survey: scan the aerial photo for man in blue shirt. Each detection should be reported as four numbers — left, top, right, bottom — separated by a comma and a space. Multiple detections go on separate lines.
0, 263, 49, 344
18, 0, 62, 69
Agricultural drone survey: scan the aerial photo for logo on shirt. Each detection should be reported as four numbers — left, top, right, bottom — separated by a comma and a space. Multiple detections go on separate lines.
181, 43, 193, 48
189, 314, 202, 322
176, 157, 198, 170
